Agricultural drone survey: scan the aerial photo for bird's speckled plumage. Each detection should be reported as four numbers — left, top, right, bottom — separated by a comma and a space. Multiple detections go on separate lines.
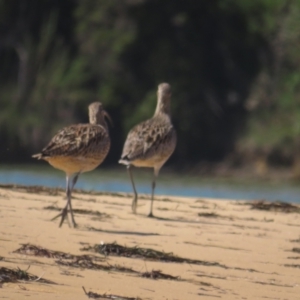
38, 124, 109, 158
34, 123, 110, 175
32, 102, 111, 227
120, 114, 176, 168
119, 83, 176, 216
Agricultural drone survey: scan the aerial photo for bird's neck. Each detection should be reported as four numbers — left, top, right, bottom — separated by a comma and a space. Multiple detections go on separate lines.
90, 115, 108, 130
154, 96, 171, 117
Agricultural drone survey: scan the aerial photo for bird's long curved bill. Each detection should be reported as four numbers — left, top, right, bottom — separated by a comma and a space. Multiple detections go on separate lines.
104, 110, 113, 127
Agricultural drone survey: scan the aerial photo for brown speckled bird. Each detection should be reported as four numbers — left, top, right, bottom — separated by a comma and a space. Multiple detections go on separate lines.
33, 102, 111, 227
119, 83, 177, 217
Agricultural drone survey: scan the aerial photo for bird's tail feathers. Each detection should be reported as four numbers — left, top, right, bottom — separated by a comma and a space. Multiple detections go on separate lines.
118, 158, 130, 165
32, 153, 43, 160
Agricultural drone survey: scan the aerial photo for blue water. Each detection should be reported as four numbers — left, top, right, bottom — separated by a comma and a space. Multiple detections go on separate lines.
0, 165, 300, 203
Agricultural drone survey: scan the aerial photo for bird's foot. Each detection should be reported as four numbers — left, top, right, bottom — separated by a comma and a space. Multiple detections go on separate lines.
51, 207, 72, 227
70, 216, 77, 228
147, 212, 154, 218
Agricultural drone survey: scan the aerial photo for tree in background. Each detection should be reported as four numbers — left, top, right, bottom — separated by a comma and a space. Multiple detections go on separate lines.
0, 0, 90, 160
240, 0, 300, 173
74, 0, 265, 165
0, 0, 299, 172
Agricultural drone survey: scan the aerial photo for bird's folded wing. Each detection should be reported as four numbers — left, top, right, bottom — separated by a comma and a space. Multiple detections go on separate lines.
41, 124, 108, 157
121, 119, 174, 161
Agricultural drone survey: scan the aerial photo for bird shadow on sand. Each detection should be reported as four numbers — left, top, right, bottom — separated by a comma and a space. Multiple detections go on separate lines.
135, 213, 222, 226
84, 226, 161, 236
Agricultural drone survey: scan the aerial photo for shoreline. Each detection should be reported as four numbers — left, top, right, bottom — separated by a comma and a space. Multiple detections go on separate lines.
1, 164, 300, 204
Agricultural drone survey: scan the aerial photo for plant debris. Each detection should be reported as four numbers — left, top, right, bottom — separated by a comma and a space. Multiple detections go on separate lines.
0, 184, 63, 196
14, 243, 106, 264
14, 243, 76, 260
57, 257, 183, 281
0, 266, 54, 285
81, 242, 227, 268
13, 244, 182, 281
56, 257, 137, 274
290, 239, 300, 243
0, 183, 174, 202
44, 206, 111, 219
198, 212, 219, 218
285, 264, 300, 268
141, 269, 179, 280
0, 184, 126, 198
82, 286, 141, 300
247, 200, 300, 213
291, 248, 300, 254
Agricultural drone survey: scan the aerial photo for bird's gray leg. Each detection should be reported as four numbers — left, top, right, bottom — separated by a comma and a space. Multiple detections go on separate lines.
127, 165, 138, 213
52, 173, 79, 228
52, 175, 71, 227
148, 167, 159, 218
66, 172, 80, 227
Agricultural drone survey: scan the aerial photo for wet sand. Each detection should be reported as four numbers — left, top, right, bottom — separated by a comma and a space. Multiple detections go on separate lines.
0, 184, 299, 299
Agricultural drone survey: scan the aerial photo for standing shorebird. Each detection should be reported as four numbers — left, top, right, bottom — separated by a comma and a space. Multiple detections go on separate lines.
32, 102, 111, 227
119, 83, 177, 217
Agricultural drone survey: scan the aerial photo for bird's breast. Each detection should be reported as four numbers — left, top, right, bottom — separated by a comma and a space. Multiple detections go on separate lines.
46, 155, 106, 175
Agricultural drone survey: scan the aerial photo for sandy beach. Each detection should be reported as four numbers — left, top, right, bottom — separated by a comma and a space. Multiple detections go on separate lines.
0, 184, 299, 299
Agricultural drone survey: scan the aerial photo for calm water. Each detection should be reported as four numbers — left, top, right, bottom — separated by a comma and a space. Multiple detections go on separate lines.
0, 165, 300, 203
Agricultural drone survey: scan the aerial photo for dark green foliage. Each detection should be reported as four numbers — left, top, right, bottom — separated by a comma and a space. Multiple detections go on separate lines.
0, 0, 298, 166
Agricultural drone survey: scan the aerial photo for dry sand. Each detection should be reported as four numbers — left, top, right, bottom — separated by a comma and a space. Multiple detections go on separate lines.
0, 184, 299, 300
